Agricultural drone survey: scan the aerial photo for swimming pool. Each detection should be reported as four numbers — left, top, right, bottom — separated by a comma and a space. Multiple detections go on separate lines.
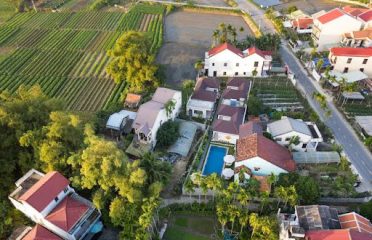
202, 145, 228, 176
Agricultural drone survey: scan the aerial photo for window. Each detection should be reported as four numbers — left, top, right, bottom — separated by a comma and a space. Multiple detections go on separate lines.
274, 138, 282, 141
243, 72, 246, 75
363, 59, 368, 64
223, 72, 226, 76
347, 58, 352, 64
285, 137, 291, 141
235, 72, 238, 76
63, 187, 68, 193
343, 67, 349, 73
360, 68, 364, 72
254, 167, 261, 171
212, 63, 215, 66
54, 197, 59, 202
254, 61, 259, 67
224, 63, 228, 67
236, 63, 239, 67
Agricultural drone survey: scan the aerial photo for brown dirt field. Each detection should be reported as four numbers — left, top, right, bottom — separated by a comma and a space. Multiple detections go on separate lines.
156, 10, 253, 87
274, 0, 356, 14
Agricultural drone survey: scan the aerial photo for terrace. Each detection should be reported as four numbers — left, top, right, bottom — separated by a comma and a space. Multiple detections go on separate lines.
9, 169, 44, 201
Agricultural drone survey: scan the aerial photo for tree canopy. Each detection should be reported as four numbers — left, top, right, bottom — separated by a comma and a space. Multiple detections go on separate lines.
156, 120, 179, 148
106, 31, 159, 93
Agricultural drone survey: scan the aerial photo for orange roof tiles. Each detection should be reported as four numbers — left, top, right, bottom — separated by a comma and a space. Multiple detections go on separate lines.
19, 172, 69, 212
346, 28, 372, 40
236, 133, 296, 172
330, 47, 372, 57
339, 212, 372, 234
208, 42, 244, 57
46, 196, 89, 232
306, 229, 372, 240
317, 8, 344, 24
22, 225, 61, 240
239, 121, 263, 138
253, 175, 271, 193
292, 18, 313, 29
125, 93, 141, 105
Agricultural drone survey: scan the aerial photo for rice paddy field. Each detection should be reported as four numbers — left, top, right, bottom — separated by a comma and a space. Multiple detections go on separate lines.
0, 3, 164, 111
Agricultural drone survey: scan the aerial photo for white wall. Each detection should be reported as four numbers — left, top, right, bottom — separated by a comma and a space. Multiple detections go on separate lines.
204, 49, 270, 77
269, 130, 312, 147
186, 99, 214, 119
313, 14, 363, 51
330, 54, 372, 77
235, 156, 288, 176
151, 92, 182, 148
40, 187, 74, 217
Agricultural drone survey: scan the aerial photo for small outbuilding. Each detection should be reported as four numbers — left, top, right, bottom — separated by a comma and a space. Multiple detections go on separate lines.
106, 110, 137, 135
168, 121, 198, 157
292, 151, 340, 164
124, 93, 141, 108
355, 116, 372, 137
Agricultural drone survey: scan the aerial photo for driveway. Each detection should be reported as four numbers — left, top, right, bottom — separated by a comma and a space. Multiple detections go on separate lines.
235, 0, 372, 192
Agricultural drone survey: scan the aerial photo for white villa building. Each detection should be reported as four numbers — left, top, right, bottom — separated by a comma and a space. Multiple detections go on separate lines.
342, 27, 372, 48
186, 77, 219, 119
329, 47, 372, 77
132, 87, 182, 149
267, 117, 323, 151
204, 42, 272, 77
9, 169, 101, 240
312, 8, 364, 51
235, 133, 296, 177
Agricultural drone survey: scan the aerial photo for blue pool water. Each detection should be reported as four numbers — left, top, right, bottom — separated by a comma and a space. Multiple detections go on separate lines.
202, 145, 227, 176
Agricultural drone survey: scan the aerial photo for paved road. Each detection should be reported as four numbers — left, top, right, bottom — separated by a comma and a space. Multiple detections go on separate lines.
235, 0, 372, 192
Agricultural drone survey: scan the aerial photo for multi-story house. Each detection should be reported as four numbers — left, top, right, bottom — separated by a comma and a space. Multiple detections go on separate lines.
212, 78, 249, 144
186, 77, 220, 119
267, 117, 323, 151
342, 27, 372, 48
132, 87, 182, 149
329, 47, 372, 77
9, 169, 101, 240
204, 42, 272, 77
312, 8, 364, 51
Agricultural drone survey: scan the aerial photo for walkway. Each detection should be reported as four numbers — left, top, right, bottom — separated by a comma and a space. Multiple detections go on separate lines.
234, 0, 372, 192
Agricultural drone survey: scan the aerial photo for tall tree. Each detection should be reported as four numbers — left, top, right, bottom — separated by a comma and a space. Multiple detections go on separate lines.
107, 31, 158, 92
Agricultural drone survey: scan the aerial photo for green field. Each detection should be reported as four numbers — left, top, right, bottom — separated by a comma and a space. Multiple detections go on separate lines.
0, 0, 15, 24
163, 214, 216, 240
0, 4, 164, 111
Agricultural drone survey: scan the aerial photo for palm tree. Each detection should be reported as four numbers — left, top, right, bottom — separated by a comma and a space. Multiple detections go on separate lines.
164, 99, 176, 118
313, 92, 328, 111
260, 191, 270, 214
228, 204, 240, 234
217, 202, 229, 233
237, 188, 250, 207
192, 172, 203, 203
194, 60, 203, 72
206, 173, 221, 201
219, 23, 227, 44
267, 173, 276, 191
184, 178, 195, 203
200, 180, 209, 201
227, 181, 239, 202
274, 186, 286, 208
212, 29, 220, 47
249, 213, 259, 239
140, 153, 172, 185
239, 209, 249, 234
182, 79, 195, 110
285, 185, 298, 209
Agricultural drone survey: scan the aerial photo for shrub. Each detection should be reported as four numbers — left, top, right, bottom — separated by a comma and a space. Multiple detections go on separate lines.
156, 120, 179, 148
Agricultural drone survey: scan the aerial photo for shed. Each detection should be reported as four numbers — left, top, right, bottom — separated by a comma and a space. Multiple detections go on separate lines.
168, 121, 198, 157
124, 93, 141, 108
253, 0, 281, 8
106, 110, 137, 133
355, 116, 372, 136
341, 92, 365, 100
292, 152, 340, 164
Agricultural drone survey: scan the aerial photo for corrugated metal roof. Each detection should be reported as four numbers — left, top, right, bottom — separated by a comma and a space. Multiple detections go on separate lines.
293, 151, 340, 164
168, 121, 198, 157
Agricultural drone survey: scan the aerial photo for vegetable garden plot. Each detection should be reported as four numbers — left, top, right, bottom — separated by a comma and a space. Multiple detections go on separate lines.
0, 3, 165, 111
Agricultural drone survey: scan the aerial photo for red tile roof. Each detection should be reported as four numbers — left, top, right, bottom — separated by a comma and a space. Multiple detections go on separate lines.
23, 225, 61, 240
330, 47, 372, 57
253, 175, 271, 193
306, 229, 372, 240
236, 133, 296, 172
342, 6, 369, 17
292, 18, 313, 29
339, 212, 372, 234
212, 105, 245, 135
239, 121, 263, 138
125, 93, 141, 105
191, 77, 220, 102
46, 195, 89, 232
19, 172, 69, 212
222, 78, 250, 100
359, 10, 372, 22
317, 8, 344, 24
208, 42, 243, 57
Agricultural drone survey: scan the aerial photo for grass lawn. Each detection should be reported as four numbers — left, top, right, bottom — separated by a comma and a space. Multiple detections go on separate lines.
163, 214, 217, 240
